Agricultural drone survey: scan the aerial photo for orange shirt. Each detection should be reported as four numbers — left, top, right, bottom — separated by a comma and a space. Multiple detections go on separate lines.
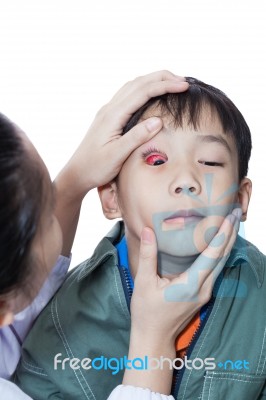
175, 312, 201, 359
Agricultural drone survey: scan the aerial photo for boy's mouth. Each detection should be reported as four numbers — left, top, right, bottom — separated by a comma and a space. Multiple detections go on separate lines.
162, 209, 204, 231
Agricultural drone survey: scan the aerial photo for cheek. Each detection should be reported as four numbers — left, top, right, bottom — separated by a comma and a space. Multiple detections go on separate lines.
211, 175, 239, 200
117, 187, 156, 233
116, 169, 148, 209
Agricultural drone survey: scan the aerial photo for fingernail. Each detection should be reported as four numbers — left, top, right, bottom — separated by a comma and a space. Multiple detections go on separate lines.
174, 81, 189, 87
146, 117, 161, 132
141, 228, 153, 244
232, 208, 242, 220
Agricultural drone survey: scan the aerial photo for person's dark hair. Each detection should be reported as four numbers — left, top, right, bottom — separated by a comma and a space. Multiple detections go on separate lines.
123, 77, 252, 181
0, 114, 45, 297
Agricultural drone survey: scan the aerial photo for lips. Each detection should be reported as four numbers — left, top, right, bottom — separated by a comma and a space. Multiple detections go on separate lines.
165, 209, 204, 219
162, 209, 204, 230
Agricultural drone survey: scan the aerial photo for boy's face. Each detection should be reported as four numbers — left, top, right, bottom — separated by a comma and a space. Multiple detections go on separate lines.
99, 108, 251, 259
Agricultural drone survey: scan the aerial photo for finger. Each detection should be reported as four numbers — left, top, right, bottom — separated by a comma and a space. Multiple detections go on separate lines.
115, 81, 189, 125
206, 208, 241, 261
135, 81, 189, 104
142, 78, 188, 97
129, 70, 187, 96
189, 209, 242, 287
198, 212, 241, 302
135, 70, 186, 84
117, 117, 163, 157
114, 70, 187, 98
136, 227, 158, 281
108, 71, 189, 126
195, 208, 241, 267
222, 208, 241, 255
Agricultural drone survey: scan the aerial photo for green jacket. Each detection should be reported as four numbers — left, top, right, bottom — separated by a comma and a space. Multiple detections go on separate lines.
15, 222, 266, 399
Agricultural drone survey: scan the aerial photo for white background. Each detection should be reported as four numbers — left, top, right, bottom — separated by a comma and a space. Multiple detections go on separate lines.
0, 1, 265, 268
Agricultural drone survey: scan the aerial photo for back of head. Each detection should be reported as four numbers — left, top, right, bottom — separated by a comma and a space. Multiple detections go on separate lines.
123, 77, 252, 181
0, 114, 44, 298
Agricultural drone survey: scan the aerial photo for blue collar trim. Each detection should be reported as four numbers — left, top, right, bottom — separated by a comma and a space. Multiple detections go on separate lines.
116, 236, 134, 289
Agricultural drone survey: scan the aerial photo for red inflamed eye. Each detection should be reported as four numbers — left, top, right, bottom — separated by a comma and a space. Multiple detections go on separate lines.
145, 154, 167, 166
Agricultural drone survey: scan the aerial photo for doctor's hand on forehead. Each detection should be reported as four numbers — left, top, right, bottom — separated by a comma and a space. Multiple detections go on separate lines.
57, 70, 188, 191
55, 71, 189, 256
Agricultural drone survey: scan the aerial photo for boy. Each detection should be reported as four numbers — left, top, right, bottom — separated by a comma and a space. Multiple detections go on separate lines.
15, 78, 266, 399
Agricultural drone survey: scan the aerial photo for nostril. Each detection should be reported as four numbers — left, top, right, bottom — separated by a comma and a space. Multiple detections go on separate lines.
174, 186, 197, 194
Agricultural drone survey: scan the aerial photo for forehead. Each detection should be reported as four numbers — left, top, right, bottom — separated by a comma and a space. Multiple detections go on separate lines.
142, 101, 222, 129
140, 103, 236, 152
140, 104, 237, 155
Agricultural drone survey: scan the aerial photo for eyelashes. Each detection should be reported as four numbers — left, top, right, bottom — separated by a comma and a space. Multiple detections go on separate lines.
198, 161, 224, 167
142, 147, 167, 159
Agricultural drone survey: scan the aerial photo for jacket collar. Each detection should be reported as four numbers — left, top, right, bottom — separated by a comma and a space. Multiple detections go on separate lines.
78, 222, 123, 280
227, 234, 265, 287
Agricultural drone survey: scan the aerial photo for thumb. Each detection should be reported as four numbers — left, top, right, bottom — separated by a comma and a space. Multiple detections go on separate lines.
120, 117, 163, 155
136, 227, 158, 282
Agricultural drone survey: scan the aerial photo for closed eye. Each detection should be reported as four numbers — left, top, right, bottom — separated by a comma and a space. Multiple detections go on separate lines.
198, 160, 224, 167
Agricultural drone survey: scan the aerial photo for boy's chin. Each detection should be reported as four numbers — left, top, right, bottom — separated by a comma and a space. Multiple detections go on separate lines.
156, 228, 208, 256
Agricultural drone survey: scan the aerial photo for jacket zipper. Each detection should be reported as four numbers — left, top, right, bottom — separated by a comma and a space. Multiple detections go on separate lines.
172, 269, 225, 398
172, 295, 215, 398
120, 266, 133, 310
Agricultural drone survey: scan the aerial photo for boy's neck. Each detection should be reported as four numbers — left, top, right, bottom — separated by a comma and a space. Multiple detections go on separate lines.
157, 252, 198, 278
126, 235, 198, 280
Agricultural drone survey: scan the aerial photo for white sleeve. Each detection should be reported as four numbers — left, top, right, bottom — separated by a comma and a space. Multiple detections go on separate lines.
0, 255, 70, 380
107, 385, 175, 400
0, 378, 32, 400
9, 254, 71, 341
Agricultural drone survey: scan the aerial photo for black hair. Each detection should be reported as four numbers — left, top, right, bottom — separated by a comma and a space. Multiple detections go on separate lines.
0, 114, 45, 297
123, 77, 252, 181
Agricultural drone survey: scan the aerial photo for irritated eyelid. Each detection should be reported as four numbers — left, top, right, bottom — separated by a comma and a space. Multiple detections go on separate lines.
141, 146, 167, 160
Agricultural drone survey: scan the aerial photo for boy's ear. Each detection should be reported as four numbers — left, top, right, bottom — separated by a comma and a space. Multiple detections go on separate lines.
237, 178, 252, 221
97, 182, 122, 220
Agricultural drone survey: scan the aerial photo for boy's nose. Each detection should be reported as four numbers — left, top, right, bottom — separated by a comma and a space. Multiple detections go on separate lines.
175, 185, 198, 194
170, 173, 201, 197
